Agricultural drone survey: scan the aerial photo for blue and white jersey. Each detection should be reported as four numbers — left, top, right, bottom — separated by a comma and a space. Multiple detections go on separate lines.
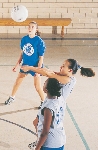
20, 35, 46, 66
37, 96, 66, 148
37, 76, 76, 148
60, 76, 76, 100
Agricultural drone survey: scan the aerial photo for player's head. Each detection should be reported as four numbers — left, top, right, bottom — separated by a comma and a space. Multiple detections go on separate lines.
28, 21, 40, 36
60, 59, 95, 77
43, 78, 62, 97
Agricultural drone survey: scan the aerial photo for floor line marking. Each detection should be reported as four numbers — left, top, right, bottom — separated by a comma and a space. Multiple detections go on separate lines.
66, 104, 90, 150
0, 118, 37, 136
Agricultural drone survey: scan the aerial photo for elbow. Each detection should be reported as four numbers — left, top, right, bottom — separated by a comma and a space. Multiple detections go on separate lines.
41, 127, 49, 137
40, 131, 49, 137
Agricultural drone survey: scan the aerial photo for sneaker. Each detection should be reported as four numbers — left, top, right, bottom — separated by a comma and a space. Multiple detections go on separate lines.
38, 101, 43, 109
28, 140, 37, 149
5, 97, 15, 105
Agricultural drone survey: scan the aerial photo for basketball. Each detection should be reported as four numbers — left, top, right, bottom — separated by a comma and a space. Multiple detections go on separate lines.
11, 5, 28, 22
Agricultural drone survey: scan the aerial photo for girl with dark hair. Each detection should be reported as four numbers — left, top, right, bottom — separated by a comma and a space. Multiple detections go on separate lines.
67, 58, 95, 77
29, 78, 66, 150
21, 58, 95, 149
21, 58, 95, 102
5, 21, 46, 108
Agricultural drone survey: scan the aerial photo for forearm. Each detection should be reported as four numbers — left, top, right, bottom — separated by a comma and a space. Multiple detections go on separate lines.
28, 67, 49, 76
15, 58, 22, 66
35, 131, 48, 150
38, 56, 43, 68
14, 53, 22, 67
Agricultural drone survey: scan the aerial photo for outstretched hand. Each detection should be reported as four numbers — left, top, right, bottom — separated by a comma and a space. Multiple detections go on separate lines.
21, 65, 56, 78
12, 67, 17, 72
21, 65, 30, 72
45, 69, 55, 78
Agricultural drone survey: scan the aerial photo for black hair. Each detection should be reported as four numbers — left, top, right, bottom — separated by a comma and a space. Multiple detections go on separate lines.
30, 21, 40, 36
46, 78, 62, 97
67, 59, 95, 77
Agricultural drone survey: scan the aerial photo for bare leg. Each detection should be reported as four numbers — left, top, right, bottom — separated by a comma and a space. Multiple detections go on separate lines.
11, 72, 27, 97
34, 75, 45, 102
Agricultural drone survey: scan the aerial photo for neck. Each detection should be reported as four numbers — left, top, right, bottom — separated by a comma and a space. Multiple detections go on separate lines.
29, 34, 35, 38
47, 93, 56, 99
62, 72, 73, 78
59, 72, 71, 78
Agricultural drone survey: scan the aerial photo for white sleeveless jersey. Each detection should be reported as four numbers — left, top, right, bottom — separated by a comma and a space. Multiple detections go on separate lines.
60, 76, 76, 100
37, 96, 66, 148
37, 76, 76, 148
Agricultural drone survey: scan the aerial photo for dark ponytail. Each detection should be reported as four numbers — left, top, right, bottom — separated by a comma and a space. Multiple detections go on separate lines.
36, 30, 40, 36
80, 67, 95, 77
46, 78, 62, 97
30, 21, 40, 36
67, 59, 95, 77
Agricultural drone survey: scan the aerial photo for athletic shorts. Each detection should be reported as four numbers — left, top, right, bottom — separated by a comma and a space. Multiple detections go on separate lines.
40, 145, 64, 150
20, 69, 36, 76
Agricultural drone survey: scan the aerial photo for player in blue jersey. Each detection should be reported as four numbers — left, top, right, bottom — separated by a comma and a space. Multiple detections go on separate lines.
5, 21, 46, 108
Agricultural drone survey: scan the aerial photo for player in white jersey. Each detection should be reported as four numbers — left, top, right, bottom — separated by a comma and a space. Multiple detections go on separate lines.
21, 58, 95, 149
32, 78, 65, 150
21, 58, 95, 101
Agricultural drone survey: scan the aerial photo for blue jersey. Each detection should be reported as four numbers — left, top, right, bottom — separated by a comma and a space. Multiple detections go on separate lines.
20, 35, 46, 67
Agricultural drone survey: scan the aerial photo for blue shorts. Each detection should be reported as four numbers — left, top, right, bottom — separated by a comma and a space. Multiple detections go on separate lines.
20, 69, 35, 76
40, 145, 64, 150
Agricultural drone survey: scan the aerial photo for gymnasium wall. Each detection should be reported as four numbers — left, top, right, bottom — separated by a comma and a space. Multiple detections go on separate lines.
0, 0, 98, 34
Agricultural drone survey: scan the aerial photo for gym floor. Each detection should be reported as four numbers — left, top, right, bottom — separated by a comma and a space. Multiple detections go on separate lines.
0, 33, 98, 150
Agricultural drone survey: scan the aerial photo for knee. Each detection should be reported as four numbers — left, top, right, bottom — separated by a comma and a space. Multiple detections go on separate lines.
14, 74, 25, 86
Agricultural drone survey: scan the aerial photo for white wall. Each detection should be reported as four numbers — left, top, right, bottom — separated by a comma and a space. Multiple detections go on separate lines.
0, 0, 98, 34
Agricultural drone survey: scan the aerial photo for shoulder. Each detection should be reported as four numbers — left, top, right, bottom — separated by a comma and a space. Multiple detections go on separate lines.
70, 76, 76, 84
54, 74, 70, 84
36, 35, 42, 40
47, 97, 65, 112
35, 36, 44, 43
21, 35, 28, 41
61, 76, 76, 85
42, 98, 58, 111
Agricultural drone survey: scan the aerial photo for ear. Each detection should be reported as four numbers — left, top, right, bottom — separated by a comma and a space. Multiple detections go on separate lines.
44, 88, 48, 93
68, 69, 73, 72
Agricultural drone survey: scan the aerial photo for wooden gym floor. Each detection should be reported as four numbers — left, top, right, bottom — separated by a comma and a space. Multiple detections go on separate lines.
0, 33, 98, 150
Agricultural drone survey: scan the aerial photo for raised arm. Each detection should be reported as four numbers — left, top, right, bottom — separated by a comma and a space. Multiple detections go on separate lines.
21, 66, 70, 84
21, 66, 53, 76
